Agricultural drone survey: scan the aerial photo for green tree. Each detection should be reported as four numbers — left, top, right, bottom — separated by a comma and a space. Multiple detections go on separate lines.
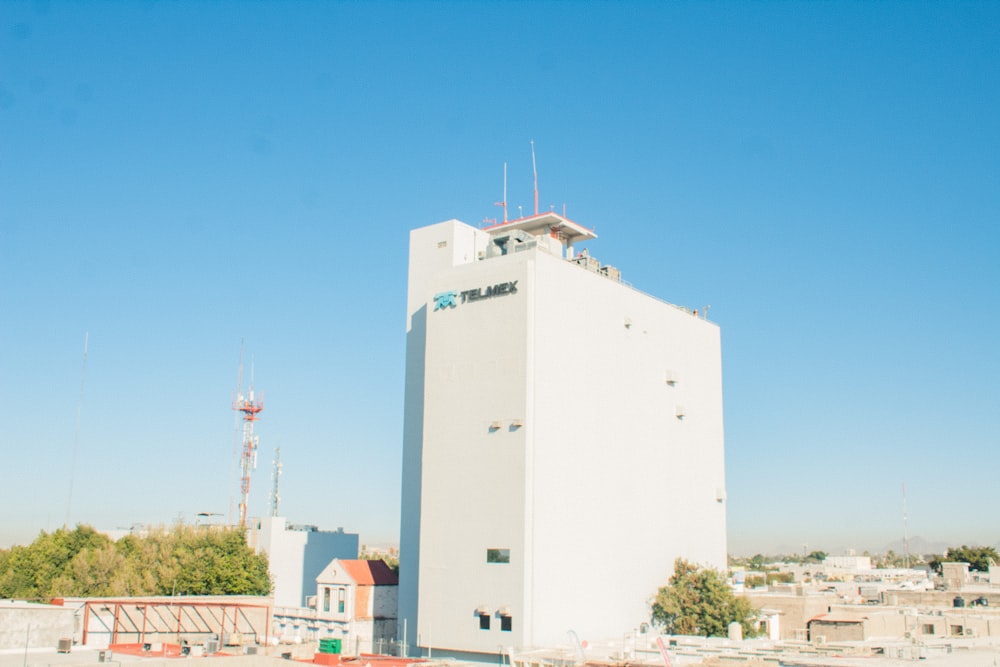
930, 545, 999, 573
651, 559, 759, 638
0, 524, 270, 598
0, 525, 111, 598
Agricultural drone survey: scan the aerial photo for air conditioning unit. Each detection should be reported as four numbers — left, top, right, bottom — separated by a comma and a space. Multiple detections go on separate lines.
675, 405, 686, 420
964, 628, 976, 637
489, 421, 503, 430
57, 638, 72, 653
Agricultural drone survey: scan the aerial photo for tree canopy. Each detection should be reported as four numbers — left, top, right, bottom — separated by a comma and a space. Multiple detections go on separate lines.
0, 524, 271, 598
929, 545, 999, 573
651, 559, 759, 638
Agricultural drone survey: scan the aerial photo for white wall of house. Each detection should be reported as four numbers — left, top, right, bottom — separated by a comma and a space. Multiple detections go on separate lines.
316, 560, 398, 655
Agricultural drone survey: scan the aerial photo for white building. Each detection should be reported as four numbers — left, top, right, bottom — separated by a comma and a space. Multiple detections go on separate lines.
250, 516, 359, 608
824, 555, 872, 571
399, 214, 728, 660
315, 559, 399, 655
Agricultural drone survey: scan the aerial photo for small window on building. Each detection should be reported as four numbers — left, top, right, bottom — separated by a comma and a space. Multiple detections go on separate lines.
323, 587, 331, 612
500, 615, 512, 632
437, 241, 447, 248
338, 588, 346, 614
921, 624, 934, 635
479, 613, 490, 630
950, 625, 963, 636
487, 548, 510, 563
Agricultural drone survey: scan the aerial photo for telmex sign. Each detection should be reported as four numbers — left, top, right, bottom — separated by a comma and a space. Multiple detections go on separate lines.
433, 281, 518, 311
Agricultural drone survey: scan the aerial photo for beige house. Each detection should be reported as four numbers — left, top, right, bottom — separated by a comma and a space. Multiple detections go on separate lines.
315, 559, 398, 655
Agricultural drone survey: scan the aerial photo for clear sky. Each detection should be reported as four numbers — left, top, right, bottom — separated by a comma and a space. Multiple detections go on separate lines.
1, 1, 997, 556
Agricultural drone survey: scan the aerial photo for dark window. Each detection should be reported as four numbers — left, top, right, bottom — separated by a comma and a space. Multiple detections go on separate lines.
921, 624, 934, 635
487, 548, 511, 563
479, 613, 490, 630
338, 588, 345, 614
501, 615, 512, 632
323, 588, 331, 612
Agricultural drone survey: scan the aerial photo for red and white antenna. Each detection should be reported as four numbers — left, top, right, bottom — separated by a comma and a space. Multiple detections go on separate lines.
233, 358, 263, 529
493, 162, 508, 223
531, 140, 539, 216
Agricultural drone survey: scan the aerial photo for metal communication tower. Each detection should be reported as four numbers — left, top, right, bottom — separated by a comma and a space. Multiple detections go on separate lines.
269, 447, 282, 518
233, 384, 263, 528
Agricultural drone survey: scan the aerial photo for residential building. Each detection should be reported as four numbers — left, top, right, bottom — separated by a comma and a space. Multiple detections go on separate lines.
315, 559, 399, 655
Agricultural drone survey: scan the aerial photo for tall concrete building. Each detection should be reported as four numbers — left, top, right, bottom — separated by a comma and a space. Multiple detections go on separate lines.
399, 214, 727, 660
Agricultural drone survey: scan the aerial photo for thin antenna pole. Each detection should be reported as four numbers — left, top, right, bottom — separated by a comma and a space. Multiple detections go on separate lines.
503, 162, 508, 222
493, 162, 508, 223
270, 446, 282, 517
65, 332, 89, 529
229, 341, 245, 527
902, 482, 910, 569
531, 140, 539, 216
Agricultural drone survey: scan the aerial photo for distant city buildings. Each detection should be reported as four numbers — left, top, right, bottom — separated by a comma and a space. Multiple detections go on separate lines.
399, 214, 728, 660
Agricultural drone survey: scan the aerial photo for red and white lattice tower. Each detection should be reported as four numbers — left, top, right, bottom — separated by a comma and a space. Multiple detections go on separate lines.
233, 385, 263, 528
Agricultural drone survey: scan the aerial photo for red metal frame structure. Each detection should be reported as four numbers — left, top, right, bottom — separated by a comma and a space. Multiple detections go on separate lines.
81, 598, 271, 649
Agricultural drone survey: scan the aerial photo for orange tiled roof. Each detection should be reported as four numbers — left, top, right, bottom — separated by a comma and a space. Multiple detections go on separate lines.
339, 559, 398, 586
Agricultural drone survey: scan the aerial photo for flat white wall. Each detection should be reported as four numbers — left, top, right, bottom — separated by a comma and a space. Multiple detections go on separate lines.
415, 252, 530, 654
527, 252, 726, 647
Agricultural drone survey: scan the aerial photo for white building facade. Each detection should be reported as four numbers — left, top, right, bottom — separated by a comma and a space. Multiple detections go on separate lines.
399, 214, 728, 659
250, 516, 359, 609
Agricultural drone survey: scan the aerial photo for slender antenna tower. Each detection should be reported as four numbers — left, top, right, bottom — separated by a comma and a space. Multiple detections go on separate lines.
531, 140, 539, 215
269, 447, 282, 517
493, 162, 508, 222
902, 482, 910, 568
65, 332, 89, 528
233, 359, 263, 529
228, 342, 245, 526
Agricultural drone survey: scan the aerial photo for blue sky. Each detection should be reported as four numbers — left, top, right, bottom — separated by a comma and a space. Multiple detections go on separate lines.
1, 1, 997, 556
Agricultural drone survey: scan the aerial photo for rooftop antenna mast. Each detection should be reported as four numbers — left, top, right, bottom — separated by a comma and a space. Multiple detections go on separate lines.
269, 446, 282, 517
531, 140, 539, 216
493, 162, 508, 223
233, 355, 263, 529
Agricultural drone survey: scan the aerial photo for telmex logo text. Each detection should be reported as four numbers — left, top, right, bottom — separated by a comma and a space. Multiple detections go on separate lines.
433, 281, 518, 311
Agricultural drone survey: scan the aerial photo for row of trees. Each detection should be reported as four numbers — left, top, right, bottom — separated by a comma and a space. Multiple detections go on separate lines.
0, 524, 271, 599
928, 545, 999, 573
